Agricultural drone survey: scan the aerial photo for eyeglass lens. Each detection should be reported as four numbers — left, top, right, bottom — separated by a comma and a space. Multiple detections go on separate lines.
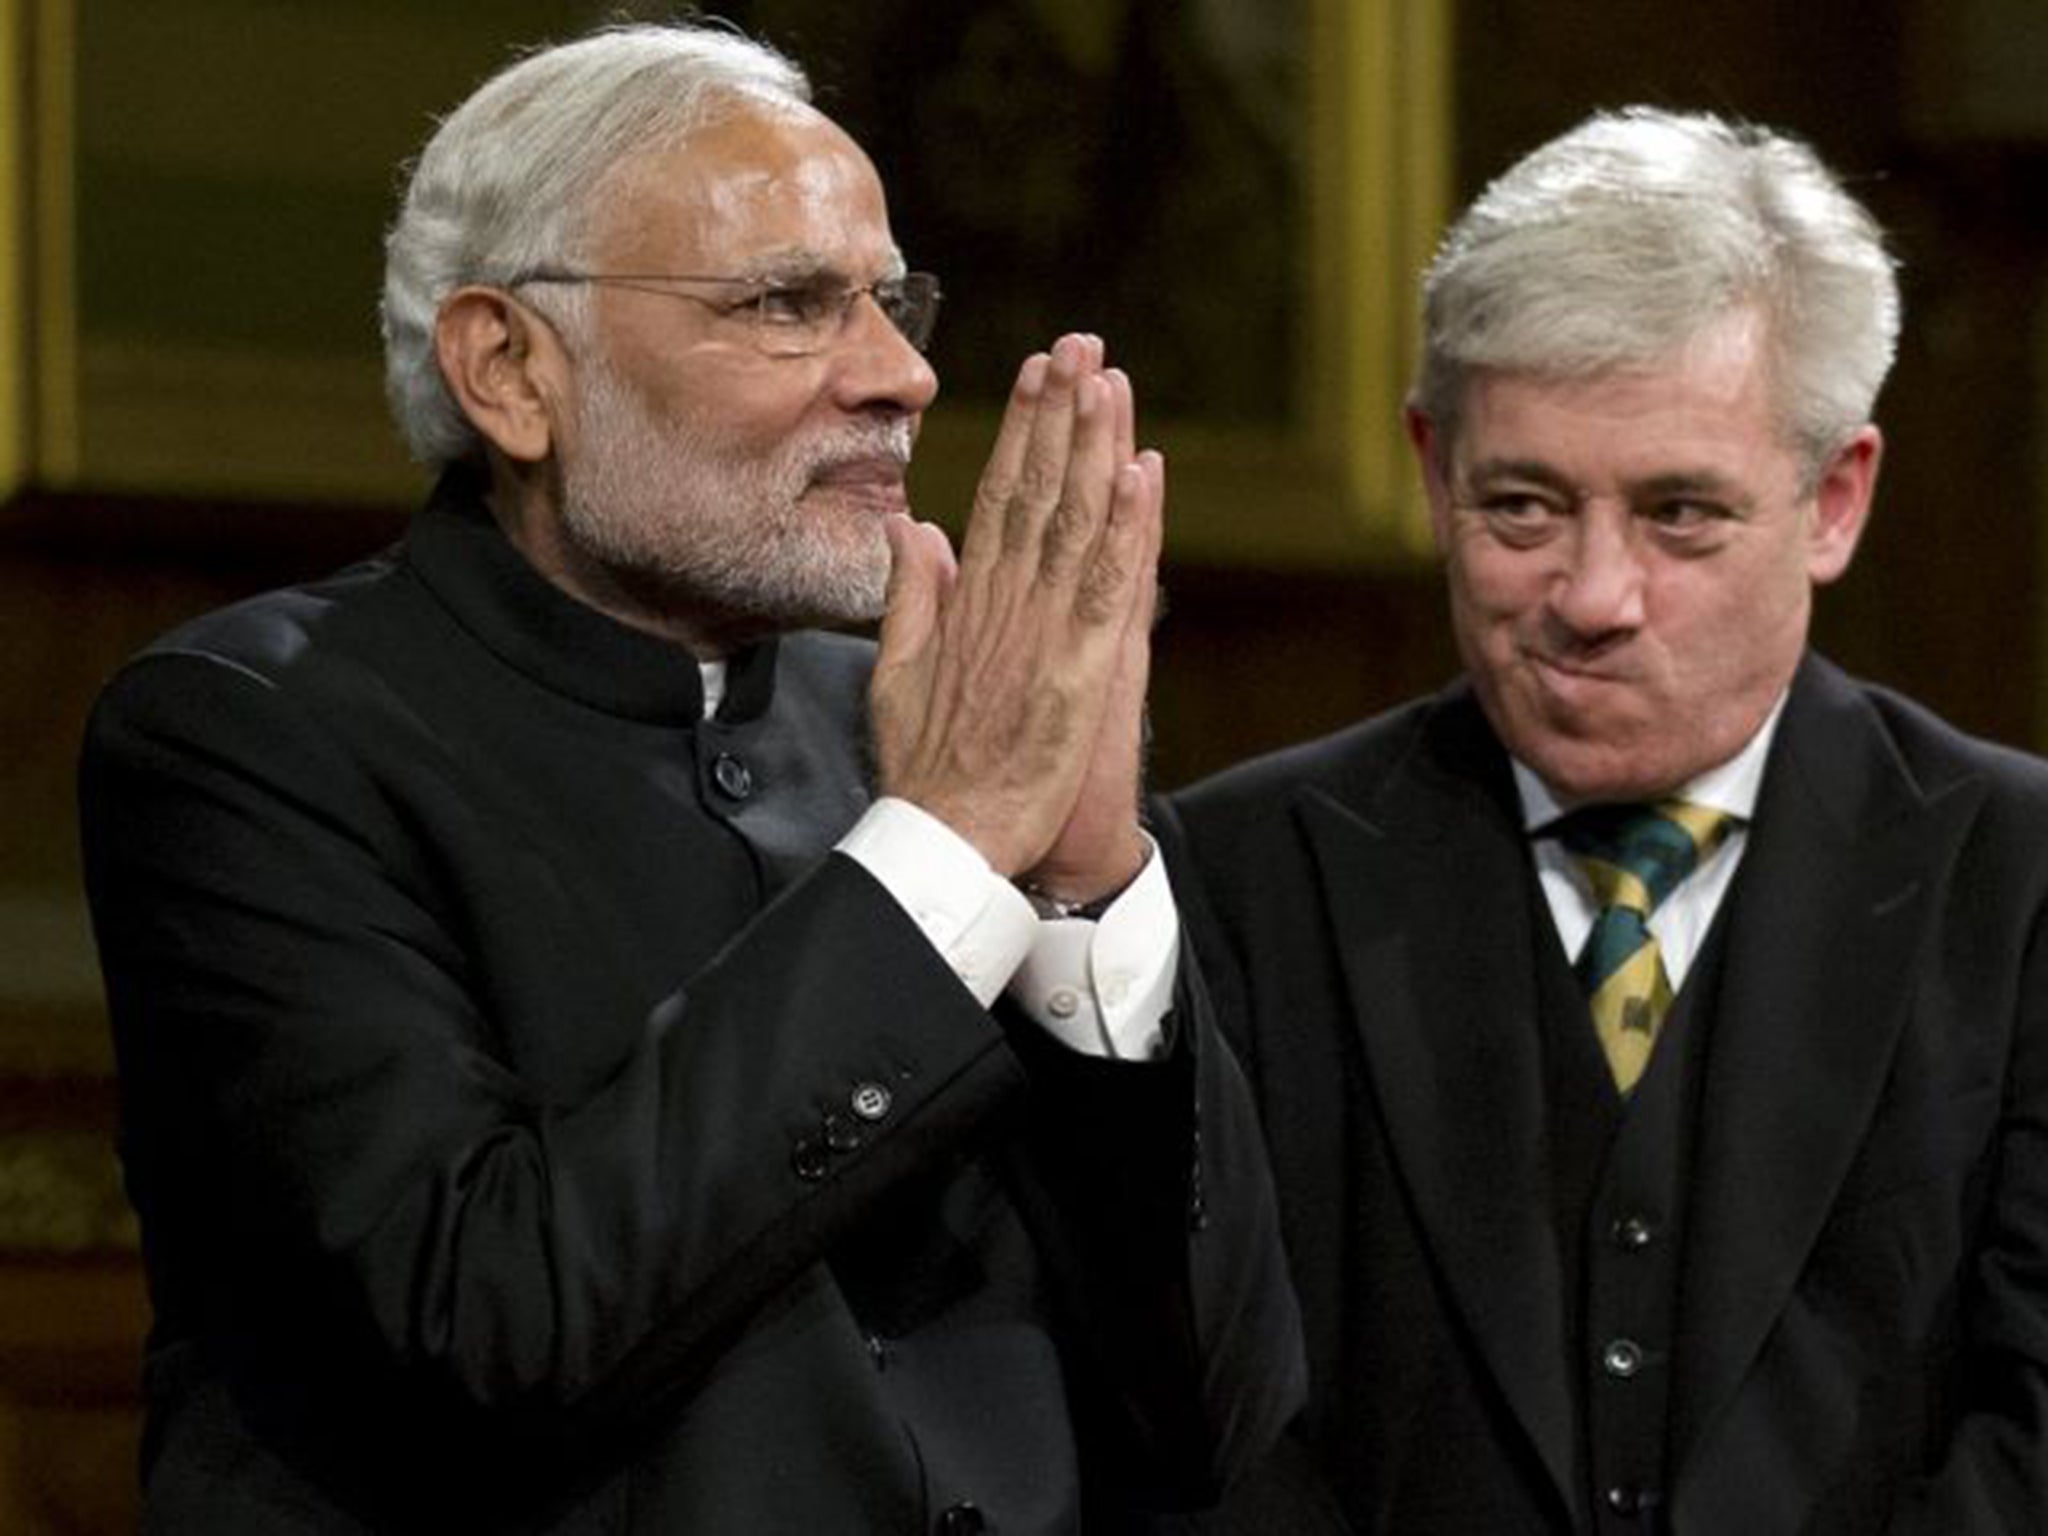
783, 275, 938, 354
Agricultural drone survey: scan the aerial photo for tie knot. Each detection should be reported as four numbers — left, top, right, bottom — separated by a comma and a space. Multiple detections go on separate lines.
1556, 800, 1733, 917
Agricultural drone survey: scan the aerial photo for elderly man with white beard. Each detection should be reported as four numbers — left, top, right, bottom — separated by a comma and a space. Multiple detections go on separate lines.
76, 21, 1303, 1535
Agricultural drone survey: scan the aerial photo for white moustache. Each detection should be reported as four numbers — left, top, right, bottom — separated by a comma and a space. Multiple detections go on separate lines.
801, 423, 914, 480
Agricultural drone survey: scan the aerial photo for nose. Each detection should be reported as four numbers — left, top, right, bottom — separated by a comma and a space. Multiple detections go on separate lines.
830, 292, 939, 416
1548, 504, 1646, 638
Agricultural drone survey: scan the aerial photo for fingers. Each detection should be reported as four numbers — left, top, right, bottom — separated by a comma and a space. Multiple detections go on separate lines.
1018, 448, 1168, 900
958, 351, 1051, 570
1109, 366, 1135, 470
1037, 370, 1122, 587
963, 334, 1150, 622
874, 333, 1162, 876
961, 334, 1104, 571
874, 516, 956, 678
1067, 364, 1139, 591
1012, 335, 1103, 556
1128, 449, 1166, 622
1076, 447, 1164, 626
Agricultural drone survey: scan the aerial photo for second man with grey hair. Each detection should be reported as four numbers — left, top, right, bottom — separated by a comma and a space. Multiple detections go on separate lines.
1159, 107, 2048, 1533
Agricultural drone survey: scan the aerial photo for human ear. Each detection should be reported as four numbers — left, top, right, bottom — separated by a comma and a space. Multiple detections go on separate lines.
1806, 425, 1882, 585
433, 286, 564, 465
1406, 405, 1456, 554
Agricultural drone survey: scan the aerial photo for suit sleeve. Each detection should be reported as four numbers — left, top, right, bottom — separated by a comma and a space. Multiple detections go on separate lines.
1000, 944, 1307, 1514
1889, 879, 2048, 1533
79, 648, 1025, 1434
1124, 795, 1357, 1534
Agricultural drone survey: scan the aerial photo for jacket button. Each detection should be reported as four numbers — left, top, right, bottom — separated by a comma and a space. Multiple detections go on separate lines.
849, 1081, 893, 1122
822, 1112, 863, 1153
711, 753, 753, 800
1602, 1338, 1645, 1378
1605, 1483, 1644, 1515
790, 1138, 829, 1182
1612, 1213, 1656, 1251
936, 1501, 985, 1534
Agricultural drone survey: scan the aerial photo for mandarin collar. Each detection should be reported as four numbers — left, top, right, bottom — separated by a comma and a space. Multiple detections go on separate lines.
403, 463, 780, 726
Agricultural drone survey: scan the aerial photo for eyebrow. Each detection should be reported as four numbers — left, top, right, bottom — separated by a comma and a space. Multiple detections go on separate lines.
731, 247, 909, 285
1633, 471, 1746, 502
1460, 458, 1748, 504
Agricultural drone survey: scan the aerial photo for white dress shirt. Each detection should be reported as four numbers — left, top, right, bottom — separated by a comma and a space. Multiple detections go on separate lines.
1518, 695, 1786, 987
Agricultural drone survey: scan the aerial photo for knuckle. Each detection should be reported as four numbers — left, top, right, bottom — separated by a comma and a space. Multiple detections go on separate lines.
1038, 498, 1088, 569
1017, 452, 1064, 509
1074, 554, 1127, 623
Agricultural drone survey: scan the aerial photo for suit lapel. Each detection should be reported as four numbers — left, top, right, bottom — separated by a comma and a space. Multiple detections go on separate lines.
1670, 657, 1983, 1465
1297, 691, 1580, 1512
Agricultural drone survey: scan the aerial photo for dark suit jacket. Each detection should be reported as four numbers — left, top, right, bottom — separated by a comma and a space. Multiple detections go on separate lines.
79, 470, 1303, 1534
1156, 655, 2048, 1534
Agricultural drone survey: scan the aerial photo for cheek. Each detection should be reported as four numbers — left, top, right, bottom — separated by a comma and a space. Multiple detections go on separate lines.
627, 349, 822, 444
1679, 548, 1808, 649
1447, 544, 1541, 633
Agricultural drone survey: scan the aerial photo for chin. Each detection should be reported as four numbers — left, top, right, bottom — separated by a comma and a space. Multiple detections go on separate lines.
785, 557, 892, 629
1510, 731, 1662, 806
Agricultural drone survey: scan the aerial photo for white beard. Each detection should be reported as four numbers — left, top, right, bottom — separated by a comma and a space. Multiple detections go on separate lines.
557, 353, 908, 633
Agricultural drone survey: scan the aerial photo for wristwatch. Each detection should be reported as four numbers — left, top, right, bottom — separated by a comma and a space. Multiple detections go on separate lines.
1018, 884, 1120, 922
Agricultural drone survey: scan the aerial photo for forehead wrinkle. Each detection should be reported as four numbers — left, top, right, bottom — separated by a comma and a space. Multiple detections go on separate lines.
1464, 455, 1573, 488
695, 152, 860, 228
593, 104, 894, 274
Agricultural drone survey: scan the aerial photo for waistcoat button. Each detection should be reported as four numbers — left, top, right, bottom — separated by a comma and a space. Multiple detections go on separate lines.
1605, 1483, 1643, 1515
1602, 1337, 1645, 1378
1612, 1213, 1656, 1251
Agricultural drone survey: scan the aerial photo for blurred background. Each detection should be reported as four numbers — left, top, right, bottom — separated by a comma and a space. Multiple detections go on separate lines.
5, 0, 2045, 1527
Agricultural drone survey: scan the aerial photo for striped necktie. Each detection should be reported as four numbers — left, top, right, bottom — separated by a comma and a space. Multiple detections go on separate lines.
1558, 801, 1734, 1093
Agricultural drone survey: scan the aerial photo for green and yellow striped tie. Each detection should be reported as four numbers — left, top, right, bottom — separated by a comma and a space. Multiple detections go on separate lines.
1560, 801, 1733, 1093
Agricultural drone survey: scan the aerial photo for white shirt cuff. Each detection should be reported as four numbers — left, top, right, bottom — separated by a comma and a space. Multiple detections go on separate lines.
1009, 839, 1178, 1060
835, 796, 1037, 1008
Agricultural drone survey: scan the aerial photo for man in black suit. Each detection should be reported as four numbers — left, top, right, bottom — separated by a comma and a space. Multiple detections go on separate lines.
1158, 108, 2048, 1532
78, 21, 1301, 1533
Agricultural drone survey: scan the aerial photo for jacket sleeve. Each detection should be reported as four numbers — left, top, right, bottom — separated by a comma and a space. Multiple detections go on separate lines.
1000, 945, 1307, 1516
1886, 876, 2048, 1533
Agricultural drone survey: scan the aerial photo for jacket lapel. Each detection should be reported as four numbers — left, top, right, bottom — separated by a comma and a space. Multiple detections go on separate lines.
1297, 691, 1580, 1513
1670, 657, 1983, 1466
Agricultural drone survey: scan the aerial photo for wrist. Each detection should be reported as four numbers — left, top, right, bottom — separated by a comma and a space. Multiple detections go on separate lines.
1018, 834, 1151, 920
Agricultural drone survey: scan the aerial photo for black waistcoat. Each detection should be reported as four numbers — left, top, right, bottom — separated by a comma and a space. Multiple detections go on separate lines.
1535, 883, 1733, 1534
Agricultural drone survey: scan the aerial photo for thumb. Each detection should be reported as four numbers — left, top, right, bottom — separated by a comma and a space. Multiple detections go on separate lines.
876, 516, 956, 672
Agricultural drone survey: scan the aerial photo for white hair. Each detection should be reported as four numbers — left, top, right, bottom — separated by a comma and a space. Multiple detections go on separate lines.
380, 22, 810, 466
1412, 108, 1900, 482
